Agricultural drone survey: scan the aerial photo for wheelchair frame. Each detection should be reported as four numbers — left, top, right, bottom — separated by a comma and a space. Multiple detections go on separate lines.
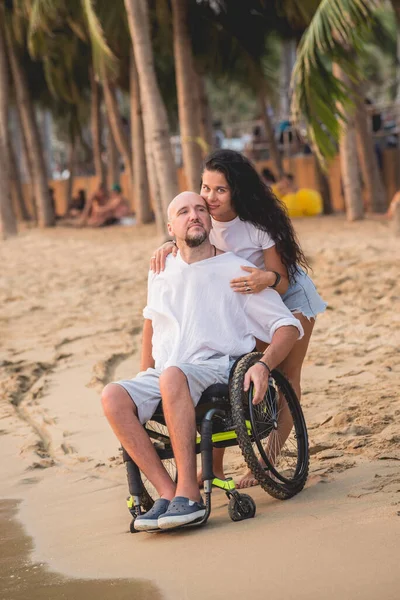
122, 352, 309, 533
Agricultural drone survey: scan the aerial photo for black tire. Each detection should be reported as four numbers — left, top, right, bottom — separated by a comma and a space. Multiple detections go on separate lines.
141, 420, 177, 504
228, 494, 256, 521
230, 352, 309, 500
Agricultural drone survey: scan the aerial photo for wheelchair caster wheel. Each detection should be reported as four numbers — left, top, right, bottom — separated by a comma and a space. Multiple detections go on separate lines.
228, 494, 256, 522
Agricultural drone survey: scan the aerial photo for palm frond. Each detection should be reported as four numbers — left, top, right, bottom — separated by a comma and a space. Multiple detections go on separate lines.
81, 0, 117, 78
29, 0, 60, 37
291, 0, 385, 162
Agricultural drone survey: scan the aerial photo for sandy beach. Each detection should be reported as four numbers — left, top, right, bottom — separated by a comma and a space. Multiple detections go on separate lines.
1, 215, 399, 599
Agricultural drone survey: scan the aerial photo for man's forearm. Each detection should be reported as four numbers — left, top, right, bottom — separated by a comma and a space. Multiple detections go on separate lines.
140, 319, 155, 371
259, 325, 299, 370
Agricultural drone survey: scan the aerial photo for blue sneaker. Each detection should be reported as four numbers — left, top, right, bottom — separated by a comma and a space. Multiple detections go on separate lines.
158, 496, 206, 530
134, 498, 170, 532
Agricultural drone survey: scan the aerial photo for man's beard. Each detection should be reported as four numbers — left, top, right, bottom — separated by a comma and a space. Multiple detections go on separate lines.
185, 228, 207, 247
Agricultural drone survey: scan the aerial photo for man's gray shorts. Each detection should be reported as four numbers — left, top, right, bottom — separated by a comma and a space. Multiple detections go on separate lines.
113, 358, 230, 424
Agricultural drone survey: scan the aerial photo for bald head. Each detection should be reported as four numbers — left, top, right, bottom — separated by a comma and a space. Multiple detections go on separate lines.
167, 191, 207, 221
167, 191, 211, 248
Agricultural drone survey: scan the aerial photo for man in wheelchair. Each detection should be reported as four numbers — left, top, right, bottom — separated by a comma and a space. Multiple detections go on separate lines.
102, 192, 303, 532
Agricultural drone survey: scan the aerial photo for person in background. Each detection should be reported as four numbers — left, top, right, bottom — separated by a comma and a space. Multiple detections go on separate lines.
87, 183, 130, 227
49, 187, 57, 216
275, 173, 298, 198
68, 189, 87, 218
261, 168, 276, 187
213, 120, 225, 150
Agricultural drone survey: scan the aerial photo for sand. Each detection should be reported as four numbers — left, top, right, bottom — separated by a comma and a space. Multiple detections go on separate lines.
0, 216, 399, 599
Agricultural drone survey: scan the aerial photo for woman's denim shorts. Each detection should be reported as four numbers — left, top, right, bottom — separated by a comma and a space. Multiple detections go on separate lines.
282, 268, 327, 320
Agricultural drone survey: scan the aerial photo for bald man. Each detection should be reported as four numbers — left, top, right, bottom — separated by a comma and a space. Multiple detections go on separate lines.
101, 192, 303, 532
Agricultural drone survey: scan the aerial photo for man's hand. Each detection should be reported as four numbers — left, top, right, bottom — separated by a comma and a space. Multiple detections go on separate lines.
243, 363, 270, 405
150, 241, 177, 274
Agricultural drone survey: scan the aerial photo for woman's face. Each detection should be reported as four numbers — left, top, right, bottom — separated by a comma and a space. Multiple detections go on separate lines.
200, 169, 237, 222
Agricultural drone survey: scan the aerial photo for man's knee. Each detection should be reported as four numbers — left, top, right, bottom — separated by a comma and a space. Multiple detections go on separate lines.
101, 383, 136, 418
159, 367, 188, 398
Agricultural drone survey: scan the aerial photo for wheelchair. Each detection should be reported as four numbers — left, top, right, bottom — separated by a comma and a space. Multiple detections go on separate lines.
122, 352, 309, 533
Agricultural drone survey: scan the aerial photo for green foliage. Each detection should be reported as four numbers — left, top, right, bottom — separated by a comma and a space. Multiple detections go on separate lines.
291, 0, 388, 162
81, 0, 117, 77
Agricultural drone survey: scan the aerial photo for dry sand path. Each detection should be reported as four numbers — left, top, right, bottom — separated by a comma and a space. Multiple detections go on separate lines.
0, 216, 399, 599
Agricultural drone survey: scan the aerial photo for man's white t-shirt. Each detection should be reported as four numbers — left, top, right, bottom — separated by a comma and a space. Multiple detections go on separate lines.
143, 252, 303, 371
209, 216, 275, 269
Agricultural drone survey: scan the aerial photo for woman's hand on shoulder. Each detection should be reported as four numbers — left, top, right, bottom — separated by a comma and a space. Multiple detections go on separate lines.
230, 266, 271, 294
150, 241, 177, 273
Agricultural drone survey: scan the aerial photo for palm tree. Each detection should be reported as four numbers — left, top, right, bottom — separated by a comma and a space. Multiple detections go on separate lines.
101, 70, 132, 183
107, 114, 120, 189
4, 6, 54, 227
0, 6, 17, 238
89, 66, 106, 187
192, 2, 286, 176
291, 0, 388, 218
26, 0, 127, 190
333, 64, 363, 220
171, 0, 203, 191
130, 49, 152, 224
124, 0, 179, 229
8, 136, 30, 222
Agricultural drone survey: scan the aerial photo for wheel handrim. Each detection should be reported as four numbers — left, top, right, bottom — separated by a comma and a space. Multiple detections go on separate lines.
248, 378, 307, 486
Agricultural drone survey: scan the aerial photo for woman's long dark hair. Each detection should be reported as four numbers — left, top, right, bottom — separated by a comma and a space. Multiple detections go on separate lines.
202, 149, 309, 278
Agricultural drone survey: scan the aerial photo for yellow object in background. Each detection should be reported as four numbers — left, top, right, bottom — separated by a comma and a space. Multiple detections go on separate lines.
281, 193, 301, 217
281, 188, 323, 218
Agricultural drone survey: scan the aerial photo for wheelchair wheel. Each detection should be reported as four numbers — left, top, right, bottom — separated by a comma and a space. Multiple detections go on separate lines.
228, 494, 256, 521
230, 352, 309, 500
141, 419, 177, 504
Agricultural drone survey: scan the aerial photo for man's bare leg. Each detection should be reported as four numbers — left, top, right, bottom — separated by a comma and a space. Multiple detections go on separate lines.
159, 367, 200, 502
101, 383, 176, 500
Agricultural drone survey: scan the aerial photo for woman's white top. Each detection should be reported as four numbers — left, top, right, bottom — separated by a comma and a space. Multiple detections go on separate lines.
209, 216, 274, 269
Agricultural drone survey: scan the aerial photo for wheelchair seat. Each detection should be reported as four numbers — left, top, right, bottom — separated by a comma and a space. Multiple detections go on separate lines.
149, 383, 230, 427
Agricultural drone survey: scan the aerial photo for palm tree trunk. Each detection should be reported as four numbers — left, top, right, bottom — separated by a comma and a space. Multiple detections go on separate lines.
0, 9, 17, 237
280, 39, 296, 119
0, 138, 17, 238
66, 139, 75, 214
194, 71, 213, 154
107, 116, 120, 189
89, 66, 106, 187
334, 64, 363, 221
314, 157, 332, 215
391, 0, 400, 24
14, 103, 36, 220
258, 87, 283, 178
339, 126, 363, 221
354, 90, 386, 213
171, 0, 203, 191
8, 136, 30, 221
102, 71, 132, 183
130, 50, 152, 225
124, 0, 179, 222
5, 29, 54, 227
145, 138, 165, 233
